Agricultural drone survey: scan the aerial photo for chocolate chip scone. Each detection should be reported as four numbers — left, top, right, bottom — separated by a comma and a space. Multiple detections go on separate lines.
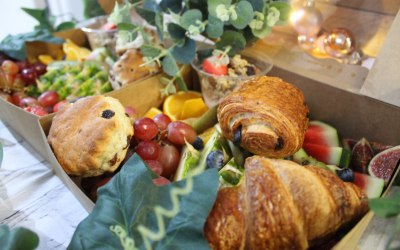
48, 95, 133, 177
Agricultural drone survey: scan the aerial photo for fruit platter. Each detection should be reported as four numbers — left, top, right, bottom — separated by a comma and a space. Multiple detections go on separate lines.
2, 0, 400, 249
38, 69, 400, 249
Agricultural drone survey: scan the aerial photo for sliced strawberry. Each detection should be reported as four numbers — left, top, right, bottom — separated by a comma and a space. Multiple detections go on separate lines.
202, 57, 228, 76
101, 22, 117, 31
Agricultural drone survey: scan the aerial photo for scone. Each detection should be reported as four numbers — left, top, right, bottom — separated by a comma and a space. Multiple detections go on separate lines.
217, 76, 309, 158
48, 95, 133, 177
109, 49, 159, 89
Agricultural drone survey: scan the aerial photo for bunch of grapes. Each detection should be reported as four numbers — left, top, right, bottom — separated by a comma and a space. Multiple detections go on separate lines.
130, 114, 199, 184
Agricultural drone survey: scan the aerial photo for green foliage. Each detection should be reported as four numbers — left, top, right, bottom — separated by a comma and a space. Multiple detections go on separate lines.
82, 0, 106, 19
370, 192, 400, 218
68, 154, 219, 249
0, 225, 39, 250
112, 0, 290, 94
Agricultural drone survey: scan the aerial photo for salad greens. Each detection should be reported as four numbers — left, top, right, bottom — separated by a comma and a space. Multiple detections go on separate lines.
0, 225, 39, 250
68, 154, 219, 250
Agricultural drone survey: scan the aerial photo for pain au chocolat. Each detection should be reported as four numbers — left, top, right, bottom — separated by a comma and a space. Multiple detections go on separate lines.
217, 76, 309, 158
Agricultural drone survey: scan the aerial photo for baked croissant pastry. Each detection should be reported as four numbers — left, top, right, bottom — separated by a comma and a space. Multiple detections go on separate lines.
205, 157, 368, 250
217, 76, 309, 158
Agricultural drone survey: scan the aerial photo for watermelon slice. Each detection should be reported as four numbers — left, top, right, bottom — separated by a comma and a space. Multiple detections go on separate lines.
353, 172, 384, 199
303, 143, 350, 167
304, 121, 339, 147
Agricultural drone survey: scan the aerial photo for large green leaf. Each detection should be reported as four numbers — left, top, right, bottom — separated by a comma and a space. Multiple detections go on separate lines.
180, 10, 203, 30
68, 154, 219, 249
21, 7, 54, 32
0, 225, 39, 250
171, 38, 196, 64
230, 1, 253, 29
162, 54, 180, 77
216, 30, 246, 56
56, 21, 76, 32
369, 192, 400, 218
0, 30, 63, 61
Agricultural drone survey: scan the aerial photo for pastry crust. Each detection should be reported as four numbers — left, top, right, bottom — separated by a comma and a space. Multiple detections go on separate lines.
109, 49, 159, 89
48, 95, 133, 177
217, 76, 309, 158
205, 157, 369, 250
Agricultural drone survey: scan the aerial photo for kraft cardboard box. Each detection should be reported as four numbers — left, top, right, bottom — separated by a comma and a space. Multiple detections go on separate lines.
37, 68, 400, 249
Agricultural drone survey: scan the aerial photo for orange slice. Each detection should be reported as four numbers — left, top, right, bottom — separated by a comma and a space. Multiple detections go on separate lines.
180, 98, 209, 120
63, 39, 91, 61
163, 91, 202, 121
144, 107, 163, 119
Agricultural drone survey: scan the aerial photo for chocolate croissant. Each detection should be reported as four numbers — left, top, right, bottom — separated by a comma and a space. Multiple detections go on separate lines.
205, 157, 368, 250
217, 76, 309, 158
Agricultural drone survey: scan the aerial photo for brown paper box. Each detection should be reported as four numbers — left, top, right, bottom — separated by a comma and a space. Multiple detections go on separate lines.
37, 68, 400, 248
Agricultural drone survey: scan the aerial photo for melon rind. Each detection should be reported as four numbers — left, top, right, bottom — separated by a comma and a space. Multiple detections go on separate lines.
354, 172, 384, 199
303, 143, 350, 167
306, 121, 340, 147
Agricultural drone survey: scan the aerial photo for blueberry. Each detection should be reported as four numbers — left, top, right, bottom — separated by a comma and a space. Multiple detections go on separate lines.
101, 109, 115, 119
337, 168, 355, 182
206, 150, 224, 170
233, 126, 242, 146
192, 137, 204, 150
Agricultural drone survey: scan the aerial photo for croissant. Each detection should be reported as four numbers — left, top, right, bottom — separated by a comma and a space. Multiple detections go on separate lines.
205, 157, 368, 250
217, 76, 309, 158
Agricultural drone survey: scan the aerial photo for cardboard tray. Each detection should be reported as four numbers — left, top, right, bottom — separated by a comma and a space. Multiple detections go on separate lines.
37, 67, 400, 248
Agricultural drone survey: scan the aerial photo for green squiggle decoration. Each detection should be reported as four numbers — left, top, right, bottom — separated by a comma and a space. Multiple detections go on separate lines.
110, 225, 135, 250
138, 177, 194, 250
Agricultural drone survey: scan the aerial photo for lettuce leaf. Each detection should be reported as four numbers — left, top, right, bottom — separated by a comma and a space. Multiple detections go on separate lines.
68, 154, 219, 249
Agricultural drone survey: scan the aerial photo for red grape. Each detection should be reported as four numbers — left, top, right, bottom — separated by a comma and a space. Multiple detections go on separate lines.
20, 68, 37, 85
2, 60, 19, 75
144, 160, 163, 176
167, 121, 197, 145
19, 97, 41, 108
24, 106, 48, 116
38, 90, 59, 107
16, 61, 29, 72
11, 92, 26, 106
136, 140, 160, 160
153, 176, 171, 186
158, 143, 180, 178
153, 114, 172, 130
30, 62, 46, 76
53, 100, 70, 112
134, 117, 159, 141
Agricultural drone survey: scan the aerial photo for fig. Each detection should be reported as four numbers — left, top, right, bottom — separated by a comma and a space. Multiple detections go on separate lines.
342, 138, 357, 151
370, 141, 393, 155
368, 145, 400, 184
351, 138, 374, 174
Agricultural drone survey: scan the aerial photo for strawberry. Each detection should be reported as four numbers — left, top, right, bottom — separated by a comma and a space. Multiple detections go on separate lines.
24, 106, 48, 116
202, 56, 228, 76
101, 22, 117, 31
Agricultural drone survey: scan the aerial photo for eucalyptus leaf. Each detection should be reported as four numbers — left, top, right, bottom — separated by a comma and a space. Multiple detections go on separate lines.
180, 10, 203, 30
230, 1, 253, 29
160, 0, 183, 13
0, 30, 63, 60
82, 0, 105, 19
251, 18, 272, 39
143, 0, 161, 12
167, 23, 187, 43
247, 0, 264, 12
117, 22, 137, 31
206, 15, 224, 38
68, 154, 219, 249
136, 7, 156, 25
216, 30, 246, 56
56, 21, 75, 32
270, 1, 291, 23
171, 38, 196, 64
155, 13, 164, 41
140, 45, 162, 58
369, 193, 400, 218
108, 3, 132, 25
208, 0, 231, 18
163, 54, 180, 76
0, 225, 39, 250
